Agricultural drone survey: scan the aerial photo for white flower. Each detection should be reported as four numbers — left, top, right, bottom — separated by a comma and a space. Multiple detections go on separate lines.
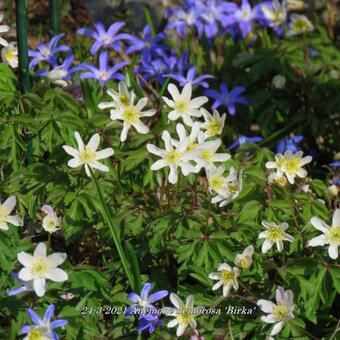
162, 83, 208, 126
0, 14, 9, 47
147, 130, 198, 184
268, 171, 288, 187
287, 14, 314, 36
234, 245, 254, 269
211, 167, 242, 207
206, 165, 226, 194
193, 138, 231, 171
307, 209, 340, 259
259, 221, 294, 253
0, 196, 23, 231
63, 131, 114, 177
201, 108, 226, 137
1, 43, 18, 68
167, 293, 198, 337
17, 242, 68, 297
98, 81, 135, 111
328, 184, 338, 197
257, 286, 295, 336
171, 122, 203, 153
265, 151, 312, 184
46, 68, 69, 87
208, 263, 239, 297
110, 97, 156, 142
41, 205, 61, 234
261, 0, 287, 27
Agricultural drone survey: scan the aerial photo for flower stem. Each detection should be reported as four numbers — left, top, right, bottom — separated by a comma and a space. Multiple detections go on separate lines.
90, 168, 136, 290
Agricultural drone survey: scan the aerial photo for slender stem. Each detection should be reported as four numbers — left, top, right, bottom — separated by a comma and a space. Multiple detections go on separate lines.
228, 320, 235, 340
89, 168, 136, 290
49, 0, 60, 37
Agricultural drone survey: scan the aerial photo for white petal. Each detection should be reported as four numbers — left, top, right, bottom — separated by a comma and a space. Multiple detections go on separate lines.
18, 267, 34, 281
1, 196, 16, 214
133, 121, 149, 134
150, 159, 167, 170
265, 161, 277, 169
168, 110, 179, 121
332, 209, 340, 228
208, 272, 220, 280
270, 321, 284, 336
328, 245, 338, 259
146, 144, 163, 157
181, 82, 192, 101
170, 293, 183, 309
176, 123, 187, 141
63, 145, 79, 158
261, 314, 277, 324
74, 131, 84, 151
98, 102, 115, 109
257, 299, 275, 313
90, 161, 109, 172
2, 215, 23, 226
33, 278, 46, 297
87, 133, 100, 151
120, 123, 130, 142
188, 96, 208, 108
276, 240, 283, 252
17, 252, 33, 267
310, 217, 329, 234
223, 284, 231, 297
212, 281, 223, 290
162, 97, 175, 108
96, 148, 114, 160
168, 165, 178, 184
213, 153, 231, 162
167, 318, 179, 328
262, 239, 273, 253
258, 231, 267, 239
68, 158, 82, 168
45, 268, 68, 282
186, 295, 194, 308
176, 324, 187, 337
34, 243, 46, 258
167, 83, 181, 101
47, 253, 67, 267
161, 131, 173, 151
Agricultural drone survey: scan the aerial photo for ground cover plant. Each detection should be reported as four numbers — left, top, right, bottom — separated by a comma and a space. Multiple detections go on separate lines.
0, 0, 339, 339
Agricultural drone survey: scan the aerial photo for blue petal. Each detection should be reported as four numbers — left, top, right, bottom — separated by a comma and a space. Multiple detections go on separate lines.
149, 290, 169, 303
27, 308, 43, 326
44, 304, 55, 324
51, 319, 68, 329
20, 325, 31, 334
141, 283, 153, 301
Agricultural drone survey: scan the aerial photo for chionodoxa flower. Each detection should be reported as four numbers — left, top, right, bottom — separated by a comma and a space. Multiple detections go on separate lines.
208, 263, 239, 297
259, 221, 294, 253
257, 286, 295, 336
167, 293, 199, 337
63, 131, 114, 177
307, 209, 340, 259
17, 242, 68, 297
21, 304, 67, 340
265, 150, 312, 184
0, 196, 23, 231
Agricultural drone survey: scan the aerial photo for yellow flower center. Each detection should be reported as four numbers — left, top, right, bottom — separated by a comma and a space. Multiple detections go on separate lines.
177, 311, 194, 326
102, 36, 111, 44
122, 107, 139, 124
227, 182, 239, 196
283, 158, 300, 173
32, 259, 48, 277
164, 150, 181, 165
237, 256, 251, 269
186, 141, 197, 152
27, 329, 43, 340
220, 269, 234, 284
174, 100, 188, 113
272, 303, 289, 321
119, 95, 130, 106
207, 119, 222, 136
209, 176, 225, 191
327, 227, 340, 245
42, 49, 50, 57
292, 19, 311, 33
79, 148, 96, 164
267, 226, 284, 242
200, 150, 213, 163
2, 48, 16, 61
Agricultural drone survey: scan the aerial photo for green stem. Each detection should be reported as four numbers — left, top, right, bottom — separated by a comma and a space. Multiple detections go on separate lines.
89, 168, 136, 290
49, 0, 60, 37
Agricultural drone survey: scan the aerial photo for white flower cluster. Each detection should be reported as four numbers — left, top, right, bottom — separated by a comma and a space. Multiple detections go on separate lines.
0, 14, 18, 68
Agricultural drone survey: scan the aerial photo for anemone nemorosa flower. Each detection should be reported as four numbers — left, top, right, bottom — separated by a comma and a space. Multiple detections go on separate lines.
28, 33, 70, 70
21, 304, 68, 340
63, 131, 114, 177
0, 14, 10, 47
79, 51, 127, 86
41, 205, 61, 234
1, 43, 18, 68
125, 282, 168, 315
208, 263, 239, 297
228, 135, 263, 150
0, 196, 23, 231
77, 22, 133, 55
205, 83, 249, 115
